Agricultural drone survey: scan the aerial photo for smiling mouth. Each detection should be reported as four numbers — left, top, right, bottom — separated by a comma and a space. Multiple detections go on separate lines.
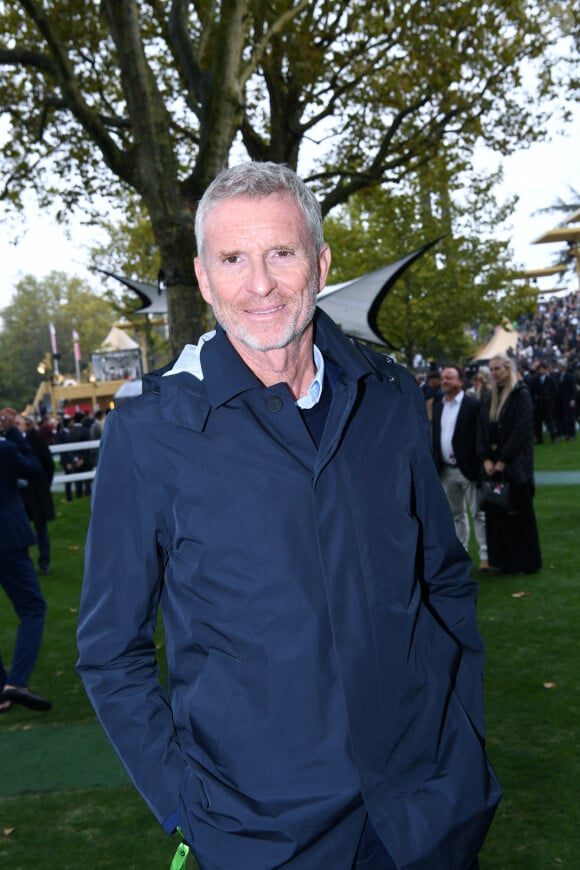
244, 304, 286, 316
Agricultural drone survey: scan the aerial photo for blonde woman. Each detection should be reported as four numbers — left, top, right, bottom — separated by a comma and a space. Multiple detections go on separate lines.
478, 354, 542, 574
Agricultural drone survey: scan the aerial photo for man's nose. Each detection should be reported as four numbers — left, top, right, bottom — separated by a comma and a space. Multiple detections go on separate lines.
247, 257, 277, 295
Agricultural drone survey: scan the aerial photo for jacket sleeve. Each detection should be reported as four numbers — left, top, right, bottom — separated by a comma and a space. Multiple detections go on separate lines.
76, 409, 182, 833
2, 428, 43, 479
410, 384, 486, 737
430, 401, 442, 471
498, 387, 532, 464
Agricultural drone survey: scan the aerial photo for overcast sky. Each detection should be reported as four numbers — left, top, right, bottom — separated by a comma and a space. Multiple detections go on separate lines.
1, 106, 578, 312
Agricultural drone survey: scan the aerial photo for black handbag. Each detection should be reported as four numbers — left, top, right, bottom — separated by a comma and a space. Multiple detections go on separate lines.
479, 478, 510, 513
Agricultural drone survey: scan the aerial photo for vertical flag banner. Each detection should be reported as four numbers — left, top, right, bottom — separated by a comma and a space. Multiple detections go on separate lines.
73, 330, 82, 361
49, 322, 60, 375
73, 330, 81, 380
49, 322, 58, 355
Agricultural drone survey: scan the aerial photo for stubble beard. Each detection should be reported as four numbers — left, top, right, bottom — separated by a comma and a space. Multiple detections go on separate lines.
212, 278, 319, 353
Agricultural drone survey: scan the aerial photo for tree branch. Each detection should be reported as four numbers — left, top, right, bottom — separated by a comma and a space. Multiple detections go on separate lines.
242, 0, 311, 88
0, 47, 56, 74
15, 0, 130, 181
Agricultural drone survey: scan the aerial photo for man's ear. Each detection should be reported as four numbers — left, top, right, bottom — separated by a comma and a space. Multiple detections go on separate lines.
317, 244, 332, 293
194, 257, 212, 304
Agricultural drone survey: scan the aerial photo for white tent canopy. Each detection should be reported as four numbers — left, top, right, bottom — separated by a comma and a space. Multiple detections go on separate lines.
472, 324, 518, 361
100, 325, 140, 352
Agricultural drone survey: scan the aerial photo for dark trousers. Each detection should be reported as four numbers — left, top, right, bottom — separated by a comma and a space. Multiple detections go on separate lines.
0, 548, 47, 687
33, 521, 51, 571
561, 404, 576, 439
534, 404, 556, 443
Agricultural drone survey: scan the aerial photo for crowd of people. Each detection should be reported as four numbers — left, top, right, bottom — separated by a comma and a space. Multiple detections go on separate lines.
417, 289, 577, 577
515, 291, 580, 442
516, 290, 579, 371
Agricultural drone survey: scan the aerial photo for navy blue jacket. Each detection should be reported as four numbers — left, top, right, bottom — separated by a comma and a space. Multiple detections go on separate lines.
77, 311, 500, 869
0, 429, 42, 552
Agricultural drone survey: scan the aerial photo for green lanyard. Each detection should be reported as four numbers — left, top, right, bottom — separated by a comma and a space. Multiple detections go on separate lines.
170, 828, 190, 870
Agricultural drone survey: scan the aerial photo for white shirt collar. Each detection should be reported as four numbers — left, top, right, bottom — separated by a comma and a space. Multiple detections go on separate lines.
164, 333, 325, 409
443, 389, 464, 408
163, 330, 216, 380
296, 345, 325, 409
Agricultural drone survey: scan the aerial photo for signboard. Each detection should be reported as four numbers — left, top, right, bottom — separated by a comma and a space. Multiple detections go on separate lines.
90, 348, 142, 382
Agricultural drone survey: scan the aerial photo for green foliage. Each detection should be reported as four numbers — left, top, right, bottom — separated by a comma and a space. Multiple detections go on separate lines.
324, 160, 538, 366
0, 1, 577, 349
0, 272, 116, 407
89, 197, 161, 286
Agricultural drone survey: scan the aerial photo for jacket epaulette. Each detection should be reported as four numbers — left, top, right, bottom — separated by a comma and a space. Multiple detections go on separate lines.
351, 339, 401, 391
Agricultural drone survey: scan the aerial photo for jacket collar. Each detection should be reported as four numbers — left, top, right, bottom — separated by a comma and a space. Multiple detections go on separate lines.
312, 309, 380, 381
150, 310, 382, 429
195, 311, 379, 408
201, 325, 268, 407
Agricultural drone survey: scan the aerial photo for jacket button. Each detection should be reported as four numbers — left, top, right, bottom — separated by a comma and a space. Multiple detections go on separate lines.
265, 396, 283, 413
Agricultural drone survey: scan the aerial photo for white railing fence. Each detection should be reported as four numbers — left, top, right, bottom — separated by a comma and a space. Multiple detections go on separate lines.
49, 439, 100, 488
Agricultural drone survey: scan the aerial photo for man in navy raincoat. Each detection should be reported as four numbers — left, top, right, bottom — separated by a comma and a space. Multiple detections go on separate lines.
77, 163, 501, 869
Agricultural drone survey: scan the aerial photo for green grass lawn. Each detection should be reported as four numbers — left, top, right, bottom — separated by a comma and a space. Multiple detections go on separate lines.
1, 438, 579, 868
533, 430, 580, 471
476, 483, 580, 868
0, 493, 187, 870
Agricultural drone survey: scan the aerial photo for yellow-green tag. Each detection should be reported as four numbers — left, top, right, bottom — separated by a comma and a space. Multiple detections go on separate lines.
170, 828, 190, 870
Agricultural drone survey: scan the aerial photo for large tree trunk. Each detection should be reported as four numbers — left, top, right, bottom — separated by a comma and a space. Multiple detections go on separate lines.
100, 0, 210, 353
148, 211, 206, 356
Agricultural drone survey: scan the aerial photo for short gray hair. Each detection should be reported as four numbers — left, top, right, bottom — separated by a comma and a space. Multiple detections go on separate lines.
195, 162, 324, 259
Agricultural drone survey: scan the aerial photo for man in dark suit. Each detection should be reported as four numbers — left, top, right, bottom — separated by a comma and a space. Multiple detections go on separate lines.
432, 366, 488, 571
15, 414, 55, 575
531, 362, 558, 443
555, 360, 577, 440
0, 407, 52, 714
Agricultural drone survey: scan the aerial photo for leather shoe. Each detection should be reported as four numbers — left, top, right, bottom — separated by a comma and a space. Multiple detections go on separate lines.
1, 686, 52, 711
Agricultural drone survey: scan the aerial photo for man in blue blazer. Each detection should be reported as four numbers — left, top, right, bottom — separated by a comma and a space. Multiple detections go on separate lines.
77, 163, 501, 869
0, 407, 52, 713
431, 366, 488, 571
